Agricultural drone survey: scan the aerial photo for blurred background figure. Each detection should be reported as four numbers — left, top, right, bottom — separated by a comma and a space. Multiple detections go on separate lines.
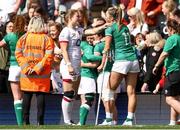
127, 7, 149, 37
127, 0, 163, 30
0, 0, 22, 21
48, 22, 63, 94
141, 32, 165, 93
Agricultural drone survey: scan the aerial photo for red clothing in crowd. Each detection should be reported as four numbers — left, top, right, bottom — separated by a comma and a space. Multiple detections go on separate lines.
127, 0, 163, 26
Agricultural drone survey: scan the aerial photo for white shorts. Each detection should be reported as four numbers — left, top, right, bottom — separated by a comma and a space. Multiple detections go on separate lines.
8, 66, 21, 82
60, 59, 81, 80
78, 77, 96, 94
112, 60, 140, 74
97, 72, 121, 93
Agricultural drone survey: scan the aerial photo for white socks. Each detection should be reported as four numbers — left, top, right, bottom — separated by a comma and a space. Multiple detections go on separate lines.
62, 97, 73, 123
127, 112, 134, 120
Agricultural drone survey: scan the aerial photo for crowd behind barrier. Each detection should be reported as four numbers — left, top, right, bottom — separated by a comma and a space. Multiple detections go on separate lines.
0, 0, 180, 126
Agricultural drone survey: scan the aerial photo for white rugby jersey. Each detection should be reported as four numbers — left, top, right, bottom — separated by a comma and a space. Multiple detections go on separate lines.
59, 27, 83, 63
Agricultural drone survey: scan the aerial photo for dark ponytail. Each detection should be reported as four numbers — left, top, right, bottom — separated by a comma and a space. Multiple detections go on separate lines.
167, 19, 180, 34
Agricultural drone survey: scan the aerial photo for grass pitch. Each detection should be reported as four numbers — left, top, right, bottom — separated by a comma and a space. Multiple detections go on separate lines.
0, 125, 180, 129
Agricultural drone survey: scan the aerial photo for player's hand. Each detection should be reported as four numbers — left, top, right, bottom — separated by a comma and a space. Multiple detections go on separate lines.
68, 65, 75, 76
97, 64, 104, 72
152, 66, 158, 75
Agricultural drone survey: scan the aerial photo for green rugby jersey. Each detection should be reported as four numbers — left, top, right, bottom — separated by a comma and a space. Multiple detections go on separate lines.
80, 41, 101, 78
105, 23, 137, 61
94, 41, 114, 72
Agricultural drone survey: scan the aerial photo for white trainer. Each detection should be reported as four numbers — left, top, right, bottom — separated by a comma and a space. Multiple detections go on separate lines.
99, 119, 113, 126
122, 119, 133, 126
65, 120, 76, 125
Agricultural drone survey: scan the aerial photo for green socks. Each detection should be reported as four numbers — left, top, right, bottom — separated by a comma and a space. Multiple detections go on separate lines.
14, 100, 23, 126
125, 118, 133, 122
106, 118, 113, 122
79, 104, 90, 125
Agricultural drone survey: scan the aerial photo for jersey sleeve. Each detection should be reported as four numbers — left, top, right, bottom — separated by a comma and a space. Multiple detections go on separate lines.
163, 36, 177, 53
59, 27, 69, 42
84, 54, 102, 61
105, 26, 113, 36
94, 44, 100, 54
2, 34, 10, 44
94, 42, 104, 54
80, 41, 88, 50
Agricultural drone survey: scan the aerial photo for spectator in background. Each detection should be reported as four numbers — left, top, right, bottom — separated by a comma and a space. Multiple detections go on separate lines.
59, 9, 83, 125
153, 19, 180, 126
158, 0, 177, 39
141, 32, 165, 93
119, 0, 130, 9
23, 6, 35, 24
134, 33, 146, 92
162, 0, 177, 20
15, 16, 54, 125
0, 21, 14, 93
0, 0, 22, 20
127, 7, 149, 37
0, 15, 26, 125
47, 0, 60, 20
77, 9, 90, 29
49, 22, 63, 94
28, 0, 60, 19
28, 0, 48, 16
61, 0, 83, 10
4, 21, 14, 35
127, 0, 163, 29
34, 7, 48, 23
27, 0, 41, 9
170, 8, 180, 23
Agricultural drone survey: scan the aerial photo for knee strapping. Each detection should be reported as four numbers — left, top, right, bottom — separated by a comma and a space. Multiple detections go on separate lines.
102, 89, 115, 101
85, 93, 94, 107
63, 90, 75, 99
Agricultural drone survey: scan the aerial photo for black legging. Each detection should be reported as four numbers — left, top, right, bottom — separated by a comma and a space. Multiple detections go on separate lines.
23, 91, 45, 125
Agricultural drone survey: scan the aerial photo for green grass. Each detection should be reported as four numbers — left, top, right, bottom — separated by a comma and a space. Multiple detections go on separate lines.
0, 125, 180, 129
